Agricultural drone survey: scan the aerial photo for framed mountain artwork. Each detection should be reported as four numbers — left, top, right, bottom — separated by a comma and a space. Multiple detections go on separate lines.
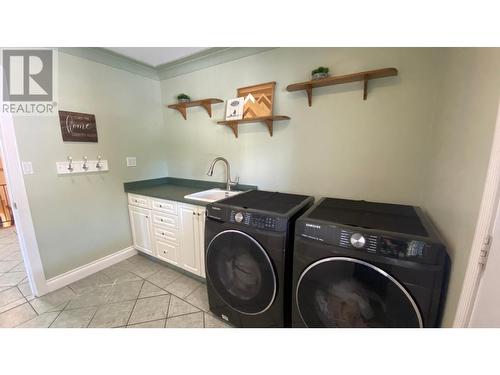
237, 81, 276, 119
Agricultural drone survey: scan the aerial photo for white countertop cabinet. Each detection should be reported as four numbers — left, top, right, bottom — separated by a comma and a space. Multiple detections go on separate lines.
127, 193, 206, 278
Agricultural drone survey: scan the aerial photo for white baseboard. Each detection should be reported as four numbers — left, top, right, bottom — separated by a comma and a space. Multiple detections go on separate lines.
45, 246, 138, 293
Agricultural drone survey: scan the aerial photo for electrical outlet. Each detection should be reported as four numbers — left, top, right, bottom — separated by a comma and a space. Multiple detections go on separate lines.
22, 161, 33, 175
126, 157, 137, 167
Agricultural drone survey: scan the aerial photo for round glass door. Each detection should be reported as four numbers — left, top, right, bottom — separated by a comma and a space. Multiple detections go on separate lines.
296, 257, 422, 328
206, 230, 277, 315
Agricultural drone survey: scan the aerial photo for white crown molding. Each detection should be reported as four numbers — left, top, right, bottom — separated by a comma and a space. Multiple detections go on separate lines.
156, 47, 276, 80
59, 47, 160, 80
59, 47, 277, 81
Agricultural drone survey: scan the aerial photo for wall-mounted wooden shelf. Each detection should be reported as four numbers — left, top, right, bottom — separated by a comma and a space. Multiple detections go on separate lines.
286, 67, 398, 106
167, 98, 223, 120
217, 115, 290, 138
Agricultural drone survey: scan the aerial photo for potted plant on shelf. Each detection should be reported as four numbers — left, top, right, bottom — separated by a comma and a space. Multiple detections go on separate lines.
177, 93, 191, 103
311, 67, 329, 80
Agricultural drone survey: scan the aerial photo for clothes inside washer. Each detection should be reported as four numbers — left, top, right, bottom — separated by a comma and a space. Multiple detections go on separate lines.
219, 252, 263, 300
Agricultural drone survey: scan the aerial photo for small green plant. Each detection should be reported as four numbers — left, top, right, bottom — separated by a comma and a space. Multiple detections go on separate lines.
177, 93, 191, 101
312, 67, 329, 75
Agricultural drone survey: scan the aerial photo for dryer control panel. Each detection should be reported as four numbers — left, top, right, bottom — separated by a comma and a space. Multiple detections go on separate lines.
297, 221, 439, 264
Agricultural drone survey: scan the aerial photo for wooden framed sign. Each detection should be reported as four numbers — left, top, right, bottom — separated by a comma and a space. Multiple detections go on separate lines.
59, 110, 98, 142
237, 81, 276, 119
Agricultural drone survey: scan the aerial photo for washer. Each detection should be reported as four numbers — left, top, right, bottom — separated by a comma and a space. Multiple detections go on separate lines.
205, 190, 314, 327
292, 197, 450, 328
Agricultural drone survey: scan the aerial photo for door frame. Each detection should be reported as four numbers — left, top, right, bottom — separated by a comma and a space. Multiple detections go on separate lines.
453, 98, 500, 327
0, 67, 48, 296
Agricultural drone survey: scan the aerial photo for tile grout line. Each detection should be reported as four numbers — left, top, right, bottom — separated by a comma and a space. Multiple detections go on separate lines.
127, 310, 202, 328
127, 291, 171, 326
184, 282, 204, 299
0, 286, 32, 316
48, 301, 71, 328
86, 305, 101, 328
124, 280, 145, 327
164, 294, 172, 328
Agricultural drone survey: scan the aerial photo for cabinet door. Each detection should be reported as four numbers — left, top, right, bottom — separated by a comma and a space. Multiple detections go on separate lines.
179, 204, 201, 275
128, 205, 153, 255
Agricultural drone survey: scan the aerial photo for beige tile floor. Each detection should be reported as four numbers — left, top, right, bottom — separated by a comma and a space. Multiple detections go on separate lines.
0, 226, 231, 328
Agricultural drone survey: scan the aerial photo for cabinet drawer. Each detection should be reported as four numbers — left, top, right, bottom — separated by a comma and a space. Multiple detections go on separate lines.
155, 238, 179, 266
153, 225, 178, 243
152, 212, 178, 229
128, 194, 151, 209
152, 198, 177, 215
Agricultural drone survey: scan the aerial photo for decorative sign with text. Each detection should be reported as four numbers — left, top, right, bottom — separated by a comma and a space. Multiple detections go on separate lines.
58, 110, 98, 142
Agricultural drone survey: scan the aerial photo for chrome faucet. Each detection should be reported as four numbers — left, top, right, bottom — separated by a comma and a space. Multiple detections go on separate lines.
206, 157, 239, 191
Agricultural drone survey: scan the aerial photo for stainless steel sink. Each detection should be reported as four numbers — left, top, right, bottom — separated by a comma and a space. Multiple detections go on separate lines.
184, 188, 242, 203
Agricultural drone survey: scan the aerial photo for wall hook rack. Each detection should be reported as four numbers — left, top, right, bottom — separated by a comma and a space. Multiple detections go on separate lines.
56, 157, 109, 175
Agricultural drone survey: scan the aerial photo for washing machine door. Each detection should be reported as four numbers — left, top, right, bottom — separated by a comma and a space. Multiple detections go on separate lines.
296, 257, 423, 328
206, 229, 277, 315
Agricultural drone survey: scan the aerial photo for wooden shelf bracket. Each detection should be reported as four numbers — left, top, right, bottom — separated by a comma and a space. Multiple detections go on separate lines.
217, 115, 290, 138
305, 84, 313, 107
167, 98, 223, 120
363, 75, 368, 100
171, 105, 187, 120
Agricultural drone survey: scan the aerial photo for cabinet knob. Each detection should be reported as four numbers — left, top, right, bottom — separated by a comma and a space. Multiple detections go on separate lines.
145, 215, 149, 219
162, 232, 165, 235
159, 204, 162, 208
193, 212, 196, 216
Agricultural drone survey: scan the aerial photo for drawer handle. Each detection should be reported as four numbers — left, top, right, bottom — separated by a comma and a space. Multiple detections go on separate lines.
159, 204, 162, 208
134, 199, 138, 202
160, 219, 164, 222
161, 232, 165, 235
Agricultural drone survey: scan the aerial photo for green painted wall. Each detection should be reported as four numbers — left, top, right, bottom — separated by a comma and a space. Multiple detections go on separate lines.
158, 47, 500, 326
13, 52, 167, 278
159, 48, 444, 205
423, 48, 500, 326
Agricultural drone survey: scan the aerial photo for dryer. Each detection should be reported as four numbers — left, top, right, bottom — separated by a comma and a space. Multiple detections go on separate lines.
205, 190, 313, 327
292, 197, 450, 328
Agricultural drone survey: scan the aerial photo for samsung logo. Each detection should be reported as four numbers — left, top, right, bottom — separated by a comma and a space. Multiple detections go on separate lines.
305, 223, 321, 229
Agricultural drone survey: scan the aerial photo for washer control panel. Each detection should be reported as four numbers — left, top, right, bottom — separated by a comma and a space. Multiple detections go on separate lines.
229, 210, 282, 231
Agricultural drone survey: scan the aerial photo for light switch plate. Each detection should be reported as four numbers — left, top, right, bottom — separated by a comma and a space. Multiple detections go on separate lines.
126, 157, 137, 167
22, 161, 33, 175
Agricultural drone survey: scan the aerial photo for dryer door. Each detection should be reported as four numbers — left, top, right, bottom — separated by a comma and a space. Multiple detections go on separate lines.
296, 257, 423, 327
206, 230, 277, 315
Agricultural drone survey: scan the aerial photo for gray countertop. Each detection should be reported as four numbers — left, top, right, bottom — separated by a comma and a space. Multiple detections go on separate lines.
123, 177, 257, 206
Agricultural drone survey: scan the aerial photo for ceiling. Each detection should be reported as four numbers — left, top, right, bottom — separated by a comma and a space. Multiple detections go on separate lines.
104, 47, 210, 67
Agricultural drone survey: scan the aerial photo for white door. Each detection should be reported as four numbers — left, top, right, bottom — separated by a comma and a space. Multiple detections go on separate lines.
128, 205, 153, 255
179, 204, 201, 275
469, 193, 500, 327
